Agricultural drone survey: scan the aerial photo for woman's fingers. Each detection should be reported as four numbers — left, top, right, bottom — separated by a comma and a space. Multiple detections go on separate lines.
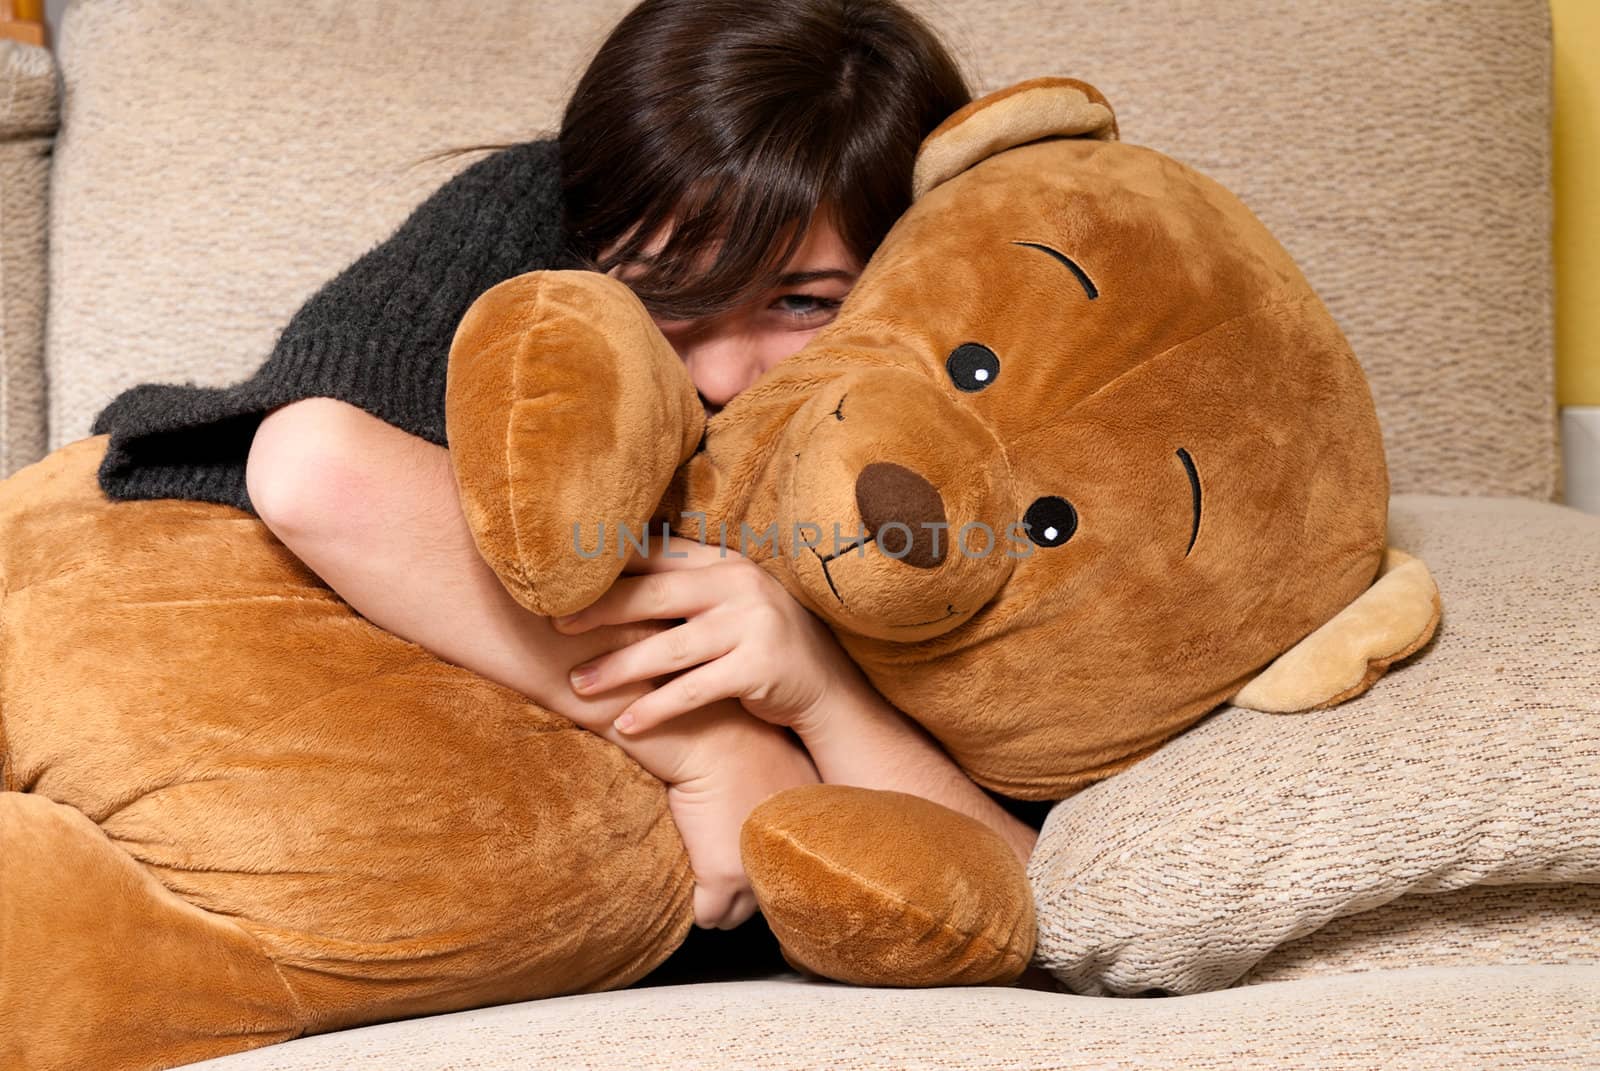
612, 660, 742, 735
568, 618, 735, 697
552, 568, 718, 633
621, 534, 735, 574
694, 882, 758, 931
550, 573, 694, 630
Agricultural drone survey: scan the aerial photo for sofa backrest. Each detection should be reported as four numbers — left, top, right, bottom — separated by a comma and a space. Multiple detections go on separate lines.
0, 40, 56, 478
39, 0, 1556, 499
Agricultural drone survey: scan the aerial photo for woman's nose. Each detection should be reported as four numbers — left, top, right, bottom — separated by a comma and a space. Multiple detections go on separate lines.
679, 337, 768, 409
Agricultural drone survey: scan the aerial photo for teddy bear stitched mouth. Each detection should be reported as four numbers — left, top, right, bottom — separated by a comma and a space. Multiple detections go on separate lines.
808, 540, 856, 606
806, 541, 963, 629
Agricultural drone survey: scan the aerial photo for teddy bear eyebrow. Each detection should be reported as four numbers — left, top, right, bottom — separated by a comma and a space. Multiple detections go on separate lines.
1012, 241, 1098, 300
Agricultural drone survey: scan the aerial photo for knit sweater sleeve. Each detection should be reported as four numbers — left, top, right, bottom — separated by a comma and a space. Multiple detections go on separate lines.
89, 138, 567, 516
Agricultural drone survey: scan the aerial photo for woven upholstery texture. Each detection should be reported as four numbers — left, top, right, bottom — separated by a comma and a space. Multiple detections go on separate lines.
1029, 493, 1600, 995
1239, 882, 1600, 986
187, 966, 1600, 1070
43, 0, 1555, 498
0, 40, 57, 479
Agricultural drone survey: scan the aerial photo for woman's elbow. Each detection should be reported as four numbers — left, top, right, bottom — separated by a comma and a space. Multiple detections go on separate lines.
246, 398, 374, 540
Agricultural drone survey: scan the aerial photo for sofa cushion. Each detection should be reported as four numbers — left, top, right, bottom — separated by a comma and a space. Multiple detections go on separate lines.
185, 966, 1600, 1070
47, 0, 1554, 499
1240, 882, 1600, 986
0, 40, 56, 479
1029, 494, 1600, 996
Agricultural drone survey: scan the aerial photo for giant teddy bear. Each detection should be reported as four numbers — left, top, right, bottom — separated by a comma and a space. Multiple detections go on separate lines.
0, 78, 1440, 1071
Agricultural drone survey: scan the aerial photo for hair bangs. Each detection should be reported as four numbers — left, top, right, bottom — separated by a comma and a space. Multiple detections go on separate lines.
553, 0, 974, 325
606, 146, 830, 322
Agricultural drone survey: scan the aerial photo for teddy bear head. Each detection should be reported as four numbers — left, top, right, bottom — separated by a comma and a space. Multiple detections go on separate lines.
446, 78, 1437, 804
675, 78, 1401, 799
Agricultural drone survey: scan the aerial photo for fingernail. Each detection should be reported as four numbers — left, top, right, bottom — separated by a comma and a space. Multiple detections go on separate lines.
554, 614, 579, 629
614, 713, 636, 733
569, 666, 596, 691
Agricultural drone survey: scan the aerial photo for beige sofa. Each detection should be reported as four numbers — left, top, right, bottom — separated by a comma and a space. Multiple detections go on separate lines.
2, 1, 1596, 1068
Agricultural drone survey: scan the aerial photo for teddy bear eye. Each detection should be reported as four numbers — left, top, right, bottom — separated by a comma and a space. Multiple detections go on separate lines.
946, 343, 999, 392
1022, 496, 1078, 547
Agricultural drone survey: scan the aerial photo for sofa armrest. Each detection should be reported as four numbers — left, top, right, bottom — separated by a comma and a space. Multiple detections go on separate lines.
0, 37, 57, 478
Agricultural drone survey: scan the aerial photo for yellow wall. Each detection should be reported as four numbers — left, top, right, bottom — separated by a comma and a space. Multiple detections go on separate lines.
1554, 0, 1600, 407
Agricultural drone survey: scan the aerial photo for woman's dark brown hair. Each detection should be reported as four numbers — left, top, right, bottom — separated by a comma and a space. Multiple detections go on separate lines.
421, 0, 971, 321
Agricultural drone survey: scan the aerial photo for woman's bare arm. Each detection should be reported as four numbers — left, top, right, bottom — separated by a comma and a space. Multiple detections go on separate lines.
794, 672, 1041, 866
246, 397, 732, 778
247, 396, 825, 929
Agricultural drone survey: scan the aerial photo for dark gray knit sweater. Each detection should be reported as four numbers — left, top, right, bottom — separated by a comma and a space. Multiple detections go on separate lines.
89, 137, 571, 516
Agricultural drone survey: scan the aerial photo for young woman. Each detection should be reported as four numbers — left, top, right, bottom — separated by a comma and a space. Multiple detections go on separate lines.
91, 0, 1045, 948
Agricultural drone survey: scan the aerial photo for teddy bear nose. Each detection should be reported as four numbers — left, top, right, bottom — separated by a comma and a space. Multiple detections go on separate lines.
855, 462, 948, 569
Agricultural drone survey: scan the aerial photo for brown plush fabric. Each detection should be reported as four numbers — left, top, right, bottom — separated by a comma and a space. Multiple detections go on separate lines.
0, 78, 1440, 1068
444, 269, 704, 618
910, 75, 1118, 199
773, 138, 1398, 799
0, 437, 694, 1070
0, 791, 299, 1070
741, 785, 1035, 987
1231, 546, 1442, 712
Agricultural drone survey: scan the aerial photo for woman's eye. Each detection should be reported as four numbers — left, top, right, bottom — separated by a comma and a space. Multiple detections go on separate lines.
773, 294, 844, 321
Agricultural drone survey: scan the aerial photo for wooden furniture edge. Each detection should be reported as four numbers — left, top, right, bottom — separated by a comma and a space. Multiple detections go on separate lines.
0, 0, 47, 48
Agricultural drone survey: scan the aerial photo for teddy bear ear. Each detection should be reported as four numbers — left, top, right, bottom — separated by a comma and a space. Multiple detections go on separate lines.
911, 76, 1120, 201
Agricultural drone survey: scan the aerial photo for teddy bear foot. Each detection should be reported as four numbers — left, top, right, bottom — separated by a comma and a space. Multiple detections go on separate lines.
739, 784, 1035, 987
0, 791, 300, 1071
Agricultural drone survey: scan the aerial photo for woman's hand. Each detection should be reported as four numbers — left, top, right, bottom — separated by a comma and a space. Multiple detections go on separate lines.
551, 532, 1040, 867
552, 535, 865, 738
661, 708, 820, 930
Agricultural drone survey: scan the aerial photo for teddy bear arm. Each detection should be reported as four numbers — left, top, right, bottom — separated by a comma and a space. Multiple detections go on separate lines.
444, 270, 705, 617
739, 784, 1035, 987
1230, 546, 1442, 712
